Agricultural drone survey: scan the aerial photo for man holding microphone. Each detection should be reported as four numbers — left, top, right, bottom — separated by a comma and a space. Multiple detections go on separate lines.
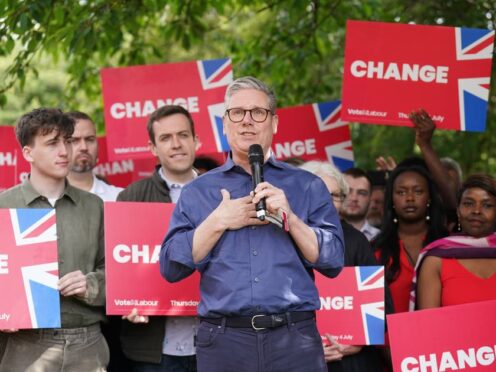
160, 77, 344, 372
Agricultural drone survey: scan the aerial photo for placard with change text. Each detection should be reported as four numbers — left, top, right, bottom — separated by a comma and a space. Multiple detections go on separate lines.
0, 208, 61, 329
94, 137, 157, 188
273, 101, 354, 171
0, 126, 30, 192
388, 300, 496, 371
104, 202, 200, 315
101, 59, 233, 161
341, 20, 494, 132
316, 266, 384, 345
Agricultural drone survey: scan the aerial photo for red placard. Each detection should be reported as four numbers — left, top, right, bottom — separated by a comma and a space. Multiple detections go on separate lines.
0, 208, 60, 329
0, 126, 30, 192
101, 59, 233, 161
341, 20, 494, 132
388, 300, 496, 371
94, 137, 157, 188
273, 101, 353, 171
316, 266, 384, 345
104, 202, 200, 315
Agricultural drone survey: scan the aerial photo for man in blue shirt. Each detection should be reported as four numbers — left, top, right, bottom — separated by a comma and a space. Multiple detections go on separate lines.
160, 76, 344, 372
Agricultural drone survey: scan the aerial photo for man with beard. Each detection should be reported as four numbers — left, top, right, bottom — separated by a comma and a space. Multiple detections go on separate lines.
66, 111, 125, 372
67, 111, 123, 201
341, 168, 380, 242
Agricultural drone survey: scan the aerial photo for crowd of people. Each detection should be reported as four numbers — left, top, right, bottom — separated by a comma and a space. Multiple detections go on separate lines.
1, 76, 495, 372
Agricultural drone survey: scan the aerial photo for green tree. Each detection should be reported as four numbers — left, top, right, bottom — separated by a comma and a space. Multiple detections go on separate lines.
0, 0, 495, 174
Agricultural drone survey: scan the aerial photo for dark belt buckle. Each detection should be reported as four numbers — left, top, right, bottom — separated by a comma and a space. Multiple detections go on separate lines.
251, 315, 266, 331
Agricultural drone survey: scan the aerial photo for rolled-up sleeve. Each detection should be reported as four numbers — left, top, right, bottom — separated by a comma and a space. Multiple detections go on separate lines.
306, 178, 345, 277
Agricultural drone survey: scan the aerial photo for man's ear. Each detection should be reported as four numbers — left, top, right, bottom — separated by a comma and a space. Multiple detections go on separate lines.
194, 136, 201, 151
148, 140, 157, 157
222, 116, 227, 135
22, 145, 34, 163
272, 114, 278, 134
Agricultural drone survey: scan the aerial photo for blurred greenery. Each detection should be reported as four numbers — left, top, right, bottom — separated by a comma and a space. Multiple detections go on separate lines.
0, 0, 495, 176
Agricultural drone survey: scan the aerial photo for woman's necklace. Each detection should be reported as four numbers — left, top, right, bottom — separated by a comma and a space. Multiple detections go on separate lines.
402, 242, 417, 267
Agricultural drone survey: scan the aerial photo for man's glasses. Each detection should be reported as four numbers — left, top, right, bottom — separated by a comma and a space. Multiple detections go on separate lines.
330, 192, 346, 202
225, 108, 272, 123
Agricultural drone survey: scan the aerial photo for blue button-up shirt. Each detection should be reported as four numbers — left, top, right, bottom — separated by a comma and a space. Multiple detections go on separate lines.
160, 156, 344, 317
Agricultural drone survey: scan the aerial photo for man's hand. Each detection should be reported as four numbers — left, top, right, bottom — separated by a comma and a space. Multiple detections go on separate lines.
58, 270, 87, 298
192, 189, 267, 263
409, 108, 435, 148
122, 308, 149, 324
252, 181, 292, 219
323, 334, 363, 362
213, 189, 268, 231
323, 334, 344, 362
375, 156, 397, 171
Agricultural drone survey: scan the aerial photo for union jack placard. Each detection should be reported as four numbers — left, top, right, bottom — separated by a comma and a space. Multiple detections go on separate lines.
342, 21, 494, 132
0, 208, 60, 329
273, 101, 354, 171
101, 58, 233, 161
316, 266, 384, 345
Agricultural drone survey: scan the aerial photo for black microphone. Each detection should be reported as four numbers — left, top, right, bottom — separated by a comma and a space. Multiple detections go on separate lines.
248, 144, 266, 221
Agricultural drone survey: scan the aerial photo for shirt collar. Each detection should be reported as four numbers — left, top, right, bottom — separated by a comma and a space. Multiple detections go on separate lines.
21, 177, 79, 206
158, 167, 197, 189
90, 174, 104, 195
219, 151, 285, 173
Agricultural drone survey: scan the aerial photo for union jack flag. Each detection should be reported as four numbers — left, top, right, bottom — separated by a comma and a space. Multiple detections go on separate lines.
355, 266, 385, 345
273, 101, 354, 171
312, 101, 354, 171
313, 102, 354, 170
316, 266, 384, 345
197, 58, 233, 90
455, 28, 494, 132
0, 208, 60, 329
207, 102, 230, 152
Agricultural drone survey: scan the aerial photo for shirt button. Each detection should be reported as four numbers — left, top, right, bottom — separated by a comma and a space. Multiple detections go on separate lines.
251, 226, 256, 230
254, 277, 259, 283
253, 250, 258, 256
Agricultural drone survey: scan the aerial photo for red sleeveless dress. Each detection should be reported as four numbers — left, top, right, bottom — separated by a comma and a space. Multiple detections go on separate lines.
441, 258, 496, 307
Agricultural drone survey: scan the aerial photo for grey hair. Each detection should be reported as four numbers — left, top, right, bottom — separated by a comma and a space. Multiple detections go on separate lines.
299, 160, 349, 196
224, 76, 277, 113
440, 157, 463, 183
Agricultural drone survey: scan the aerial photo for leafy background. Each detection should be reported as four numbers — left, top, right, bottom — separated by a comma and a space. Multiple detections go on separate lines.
1, 0, 495, 175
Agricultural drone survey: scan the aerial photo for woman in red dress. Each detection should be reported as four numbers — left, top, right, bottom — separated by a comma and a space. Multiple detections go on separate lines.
416, 174, 496, 309
373, 160, 448, 313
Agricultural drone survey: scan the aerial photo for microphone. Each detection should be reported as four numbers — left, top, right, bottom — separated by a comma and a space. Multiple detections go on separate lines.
248, 144, 266, 221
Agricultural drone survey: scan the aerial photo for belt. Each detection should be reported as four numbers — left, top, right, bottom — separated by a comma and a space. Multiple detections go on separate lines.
201, 311, 315, 331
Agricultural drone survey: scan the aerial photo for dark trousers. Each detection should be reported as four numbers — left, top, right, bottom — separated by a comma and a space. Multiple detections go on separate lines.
132, 354, 197, 372
196, 317, 327, 372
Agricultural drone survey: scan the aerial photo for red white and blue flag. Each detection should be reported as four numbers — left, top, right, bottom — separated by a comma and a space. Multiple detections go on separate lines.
0, 208, 60, 329
455, 28, 494, 131
316, 266, 385, 345
101, 58, 233, 161
273, 101, 354, 171
341, 21, 494, 132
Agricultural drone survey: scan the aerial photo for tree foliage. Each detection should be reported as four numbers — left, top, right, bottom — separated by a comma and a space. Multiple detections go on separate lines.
0, 0, 495, 175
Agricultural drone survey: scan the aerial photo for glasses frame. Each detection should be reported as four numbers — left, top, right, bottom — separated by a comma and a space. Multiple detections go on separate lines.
330, 192, 346, 202
225, 108, 272, 123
